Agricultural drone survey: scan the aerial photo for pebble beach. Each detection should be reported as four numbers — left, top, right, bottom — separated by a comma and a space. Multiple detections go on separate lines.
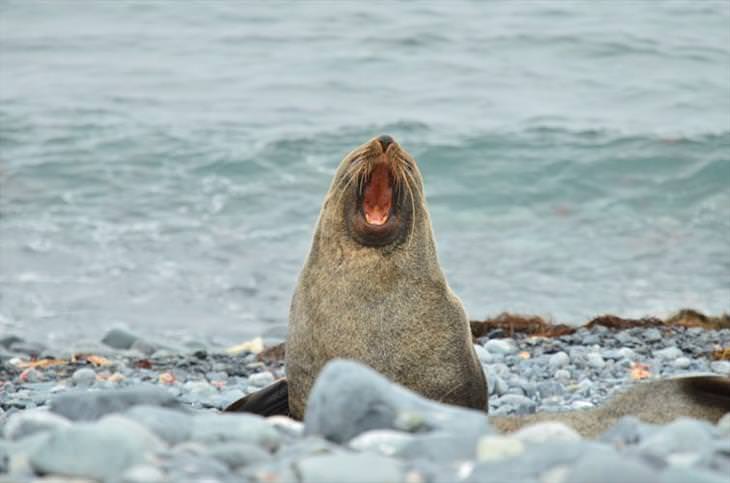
1, 316, 729, 482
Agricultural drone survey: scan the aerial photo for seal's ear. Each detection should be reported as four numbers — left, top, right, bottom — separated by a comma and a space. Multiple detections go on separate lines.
223, 378, 290, 417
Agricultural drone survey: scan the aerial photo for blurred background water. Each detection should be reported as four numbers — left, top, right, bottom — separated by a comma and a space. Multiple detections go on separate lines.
1, 1, 729, 345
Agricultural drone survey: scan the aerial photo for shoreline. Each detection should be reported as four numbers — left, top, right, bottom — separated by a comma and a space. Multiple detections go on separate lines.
1, 315, 729, 482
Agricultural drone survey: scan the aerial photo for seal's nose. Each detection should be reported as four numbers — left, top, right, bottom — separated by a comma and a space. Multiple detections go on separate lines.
377, 135, 394, 151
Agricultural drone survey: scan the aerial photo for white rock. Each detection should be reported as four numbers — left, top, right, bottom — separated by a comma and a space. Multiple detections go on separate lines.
349, 429, 415, 456
549, 352, 570, 369
473, 344, 493, 363
484, 339, 517, 355
585, 353, 606, 369
249, 371, 275, 387
653, 346, 683, 360
672, 357, 691, 369
476, 435, 525, 462
513, 421, 582, 444
710, 360, 730, 375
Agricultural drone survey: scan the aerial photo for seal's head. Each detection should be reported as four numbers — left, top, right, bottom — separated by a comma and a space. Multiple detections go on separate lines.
326, 135, 424, 249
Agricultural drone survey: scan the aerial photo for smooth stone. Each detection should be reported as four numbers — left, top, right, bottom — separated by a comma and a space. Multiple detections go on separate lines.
672, 357, 691, 369
484, 339, 517, 355
29, 415, 163, 482
348, 430, 415, 456
653, 347, 682, 360
477, 435, 524, 462
207, 442, 271, 469
585, 353, 606, 369
643, 329, 662, 343
50, 386, 180, 421
191, 413, 280, 450
120, 464, 166, 483
554, 369, 571, 383
491, 394, 536, 415
512, 422, 581, 444
717, 413, 730, 437
537, 381, 565, 399
303, 360, 492, 444
565, 450, 658, 483
101, 328, 139, 350
474, 344, 493, 363
491, 374, 509, 397
248, 372, 275, 387
71, 368, 96, 387
267, 416, 304, 438
3, 410, 71, 441
710, 361, 730, 375
549, 352, 570, 369
124, 405, 192, 445
295, 452, 404, 483
397, 432, 482, 462
599, 416, 657, 446
638, 418, 713, 461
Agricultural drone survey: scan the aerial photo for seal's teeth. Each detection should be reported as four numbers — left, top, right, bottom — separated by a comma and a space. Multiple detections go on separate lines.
365, 211, 389, 226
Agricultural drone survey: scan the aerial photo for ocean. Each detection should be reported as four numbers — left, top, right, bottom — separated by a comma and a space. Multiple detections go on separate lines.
1, 1, 729, 345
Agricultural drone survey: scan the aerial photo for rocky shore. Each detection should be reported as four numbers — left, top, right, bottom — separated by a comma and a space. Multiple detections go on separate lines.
1, 320, 729, 483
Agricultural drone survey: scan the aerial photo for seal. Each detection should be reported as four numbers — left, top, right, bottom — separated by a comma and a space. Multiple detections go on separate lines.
285, 134, 487, 419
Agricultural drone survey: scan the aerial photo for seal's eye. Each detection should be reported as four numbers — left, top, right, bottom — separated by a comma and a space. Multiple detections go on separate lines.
362, 163, 392, 226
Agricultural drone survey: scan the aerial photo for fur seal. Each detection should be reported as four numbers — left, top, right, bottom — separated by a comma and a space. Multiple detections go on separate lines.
285, 134, 486, 419
225, 135, 729, 435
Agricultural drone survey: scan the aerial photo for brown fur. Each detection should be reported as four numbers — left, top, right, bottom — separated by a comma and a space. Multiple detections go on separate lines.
286, 136, 487, 419
492, 376, 730, 437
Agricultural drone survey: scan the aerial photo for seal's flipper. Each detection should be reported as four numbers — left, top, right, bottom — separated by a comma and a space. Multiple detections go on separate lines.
493, 375, 730, 437
223, 378, 290, 417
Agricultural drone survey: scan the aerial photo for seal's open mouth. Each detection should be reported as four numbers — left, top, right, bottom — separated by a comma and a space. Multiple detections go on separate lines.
362, 163, 392, 226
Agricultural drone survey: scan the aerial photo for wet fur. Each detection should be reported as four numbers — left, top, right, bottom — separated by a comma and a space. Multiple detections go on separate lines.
286, 137, 487, 419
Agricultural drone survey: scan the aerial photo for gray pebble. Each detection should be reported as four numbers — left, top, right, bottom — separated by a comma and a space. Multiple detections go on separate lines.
549, 352, 570, 369
71, 368, 97, 387
485, 339, 517, 355
710, 360, 730, 375
643, 328, 662, 343
101, 328, 140, 350
248, 371, 275, 387
672, 357, 691, 369
653, 346, 683, 360
586, 353, 606, 369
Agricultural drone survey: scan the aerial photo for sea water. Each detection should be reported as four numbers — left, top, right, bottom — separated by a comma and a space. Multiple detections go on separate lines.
1, 2, 729, 344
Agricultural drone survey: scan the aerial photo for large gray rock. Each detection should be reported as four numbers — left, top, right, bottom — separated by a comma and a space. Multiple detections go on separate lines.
190, 413, 280, 450
294, 452, 405, 483
3, 409, 71, 441
124, 405, 192, 445
50, 386, 180, 421
29, 415, 164, 482
637, 418, 714, 462
303, 359, 491, 444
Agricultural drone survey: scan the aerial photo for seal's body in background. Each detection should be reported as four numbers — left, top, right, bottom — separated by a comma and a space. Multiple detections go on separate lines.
286, 136, 486, 419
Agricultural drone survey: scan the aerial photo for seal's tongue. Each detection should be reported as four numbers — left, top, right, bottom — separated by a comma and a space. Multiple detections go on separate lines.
363, 163, 392, 225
